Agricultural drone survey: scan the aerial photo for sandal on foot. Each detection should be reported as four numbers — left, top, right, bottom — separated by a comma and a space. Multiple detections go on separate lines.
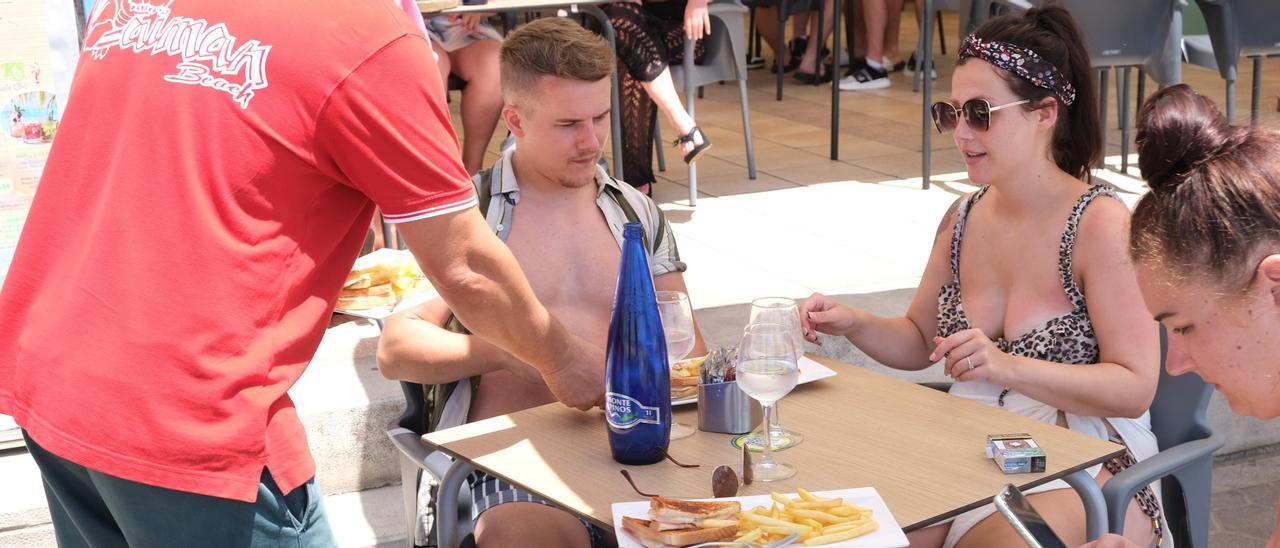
673, 126, 712, 164
793, 63, 834, 85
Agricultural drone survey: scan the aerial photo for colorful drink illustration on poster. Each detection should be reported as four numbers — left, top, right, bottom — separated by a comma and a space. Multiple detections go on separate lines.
0, 0, 81, 287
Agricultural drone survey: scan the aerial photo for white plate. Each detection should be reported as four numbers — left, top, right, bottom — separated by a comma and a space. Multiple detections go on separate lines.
611, 487, 909, 548
672, 356, 837, 406
334, 249, 437, 321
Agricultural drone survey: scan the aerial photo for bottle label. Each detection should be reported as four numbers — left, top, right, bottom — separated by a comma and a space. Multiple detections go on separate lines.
605, 392, 661, 429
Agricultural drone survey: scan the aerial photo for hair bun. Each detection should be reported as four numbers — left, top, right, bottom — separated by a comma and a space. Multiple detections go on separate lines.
1136, 84, 1244, 191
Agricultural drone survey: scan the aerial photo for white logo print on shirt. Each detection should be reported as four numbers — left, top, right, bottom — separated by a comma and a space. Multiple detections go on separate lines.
84, 0, 271, 109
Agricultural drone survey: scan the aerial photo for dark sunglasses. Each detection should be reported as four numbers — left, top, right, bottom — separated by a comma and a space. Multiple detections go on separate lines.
931, 98, 1030, 133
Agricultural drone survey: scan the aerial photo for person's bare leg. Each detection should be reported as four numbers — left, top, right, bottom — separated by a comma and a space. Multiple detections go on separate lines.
862, 0, 887, 68
450, 39, 504, 174
795, 0, 835, 74
754, 7, 789, 67
954, 469, 1158, 548
639, 68, 705, 157
905, 522, 950, 548
883, 0, 905, 66
792, 11, 811, 42
430, 41, 452, 94
474, 503, 595, 548
852, 0, 867, 59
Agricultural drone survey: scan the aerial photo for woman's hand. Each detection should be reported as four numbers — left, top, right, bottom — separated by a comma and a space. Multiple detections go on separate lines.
684, 0, 711, 40
450, 13, 491, 33
930, 329, 1017, 384
798, 293, 857, 342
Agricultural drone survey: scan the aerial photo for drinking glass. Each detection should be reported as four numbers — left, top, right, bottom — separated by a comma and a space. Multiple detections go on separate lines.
745, 297, 806, 450
736, 323, 799, 481
657, 291, 697, 440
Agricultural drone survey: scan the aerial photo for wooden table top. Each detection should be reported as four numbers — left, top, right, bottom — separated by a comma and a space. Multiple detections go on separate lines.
422, 355, 1124, 532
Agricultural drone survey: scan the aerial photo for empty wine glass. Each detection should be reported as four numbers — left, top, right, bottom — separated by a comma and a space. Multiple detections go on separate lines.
657, 291, 697, 440
745, 297, 806, 450
736, 323, 799, 481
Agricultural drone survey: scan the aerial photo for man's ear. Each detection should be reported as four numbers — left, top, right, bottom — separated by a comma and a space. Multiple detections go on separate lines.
1259, 254, 1280, 306
503, 104, 525, 138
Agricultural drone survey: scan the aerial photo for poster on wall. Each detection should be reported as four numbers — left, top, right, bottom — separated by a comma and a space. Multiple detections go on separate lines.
0, 0, 83, 448
0, 0, 81, 289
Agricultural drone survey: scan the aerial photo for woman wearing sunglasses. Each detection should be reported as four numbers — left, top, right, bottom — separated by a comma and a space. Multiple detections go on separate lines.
800, 5, 1166, 547
1081, 87, 1280, 548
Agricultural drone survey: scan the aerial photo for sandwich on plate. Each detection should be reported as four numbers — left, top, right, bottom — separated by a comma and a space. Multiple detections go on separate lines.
621, 496, 740, 547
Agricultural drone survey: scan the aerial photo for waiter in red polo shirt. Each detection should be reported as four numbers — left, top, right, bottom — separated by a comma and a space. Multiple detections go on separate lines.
0, 1, 604, 545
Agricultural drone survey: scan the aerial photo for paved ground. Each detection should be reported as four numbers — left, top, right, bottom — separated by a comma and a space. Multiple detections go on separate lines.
1211, 449, 1280, 546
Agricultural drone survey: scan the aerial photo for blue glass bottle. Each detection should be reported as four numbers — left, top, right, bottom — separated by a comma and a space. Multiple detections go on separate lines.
605, 223, 671, 465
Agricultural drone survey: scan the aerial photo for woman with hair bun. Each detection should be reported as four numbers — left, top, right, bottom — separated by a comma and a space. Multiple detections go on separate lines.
799, 4, 1166, 546
1083, 84, 1280, 548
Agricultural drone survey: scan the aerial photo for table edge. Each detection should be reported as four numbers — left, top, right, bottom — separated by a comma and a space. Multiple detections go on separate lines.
425, 434, 1126, 535
418, 437, 620, 531
898, 446, 1127, 532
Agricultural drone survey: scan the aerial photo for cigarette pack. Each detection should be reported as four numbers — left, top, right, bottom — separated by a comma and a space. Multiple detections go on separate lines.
986, 433, 1046, 474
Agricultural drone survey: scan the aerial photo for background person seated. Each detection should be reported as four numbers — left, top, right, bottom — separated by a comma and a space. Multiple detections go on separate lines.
378, 18, 705, 548
426, 13, 504, 174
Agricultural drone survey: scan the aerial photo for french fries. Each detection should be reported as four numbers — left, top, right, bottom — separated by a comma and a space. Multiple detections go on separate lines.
732, 489, 879, 546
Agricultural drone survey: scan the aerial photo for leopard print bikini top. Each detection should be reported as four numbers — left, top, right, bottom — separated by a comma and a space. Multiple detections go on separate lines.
936, 184, 1117, 367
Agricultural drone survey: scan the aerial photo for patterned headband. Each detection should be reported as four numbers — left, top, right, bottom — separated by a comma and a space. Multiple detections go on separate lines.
958, 35, 1077, 107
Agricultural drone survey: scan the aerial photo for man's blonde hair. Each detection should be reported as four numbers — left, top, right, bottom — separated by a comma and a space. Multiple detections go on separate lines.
500, 18, 615, 104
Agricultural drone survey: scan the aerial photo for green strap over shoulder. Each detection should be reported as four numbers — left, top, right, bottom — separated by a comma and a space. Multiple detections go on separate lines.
601, 181, 665, 254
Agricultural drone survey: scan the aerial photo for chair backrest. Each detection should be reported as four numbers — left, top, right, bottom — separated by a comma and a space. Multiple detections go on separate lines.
671, 1, 749, 89
1233, 0, 1280, 56
980, 0, 1184, 83
1059, 0, 1182, 77
1148, 326, 1215, 452
1198, 0, 1280, 73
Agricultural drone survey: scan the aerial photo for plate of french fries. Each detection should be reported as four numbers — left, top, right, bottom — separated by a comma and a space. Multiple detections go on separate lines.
611, 487, 909, 547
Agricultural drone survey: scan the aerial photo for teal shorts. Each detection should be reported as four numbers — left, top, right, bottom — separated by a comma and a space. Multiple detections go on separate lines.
23, 430, 338, 548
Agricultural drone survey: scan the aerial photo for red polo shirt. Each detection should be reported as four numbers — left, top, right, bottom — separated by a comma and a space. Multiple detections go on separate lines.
0, 0, 474, 501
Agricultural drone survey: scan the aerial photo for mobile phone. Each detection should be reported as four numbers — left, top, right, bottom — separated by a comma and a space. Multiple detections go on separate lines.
994, 484, 1068, 548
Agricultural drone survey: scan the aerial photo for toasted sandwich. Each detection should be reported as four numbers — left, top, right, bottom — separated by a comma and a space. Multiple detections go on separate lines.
621, 515, 739, 548
620, 497, 741, 547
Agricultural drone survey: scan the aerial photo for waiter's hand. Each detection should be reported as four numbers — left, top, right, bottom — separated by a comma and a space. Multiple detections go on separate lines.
1079, 534, 1140, 548
541, 336, 606, 411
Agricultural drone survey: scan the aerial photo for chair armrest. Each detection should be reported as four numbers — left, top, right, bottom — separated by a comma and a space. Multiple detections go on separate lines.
1100, 432, 1224, 534
387, 426, 455, 482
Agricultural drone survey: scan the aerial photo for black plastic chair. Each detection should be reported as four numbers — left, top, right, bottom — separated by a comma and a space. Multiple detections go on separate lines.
385, 380, 477, 547
1101, 327, 1223, 548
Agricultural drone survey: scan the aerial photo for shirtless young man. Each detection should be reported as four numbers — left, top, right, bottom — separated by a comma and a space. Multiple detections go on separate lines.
377, 18, 705, 548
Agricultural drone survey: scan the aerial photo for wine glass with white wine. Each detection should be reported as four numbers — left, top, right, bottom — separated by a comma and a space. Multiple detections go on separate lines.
736, 322, 800, 481
657, 291, 697, 440
744, 297, 806, 450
